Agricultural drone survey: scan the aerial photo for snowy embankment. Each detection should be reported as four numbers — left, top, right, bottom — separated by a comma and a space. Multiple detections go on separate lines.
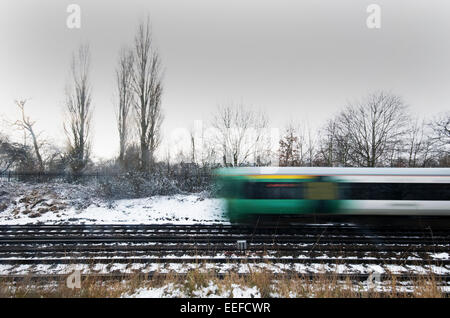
0, 181, 227, 225
68, 195, 227, 225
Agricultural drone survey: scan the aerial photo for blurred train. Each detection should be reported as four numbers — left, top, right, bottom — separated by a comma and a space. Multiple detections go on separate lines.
215, 167, 450, 225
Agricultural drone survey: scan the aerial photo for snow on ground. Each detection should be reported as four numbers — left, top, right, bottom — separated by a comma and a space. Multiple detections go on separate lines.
431, 252, 449, 260
65, 195, 225, 225
122, 279, 450, 298
122, 282, 262, 298
2, 260, 449, 277
0, 180, 227, 224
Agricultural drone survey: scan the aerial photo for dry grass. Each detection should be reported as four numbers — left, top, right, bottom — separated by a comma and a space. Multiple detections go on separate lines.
0, 263, 447, 298
0, 271, 146, 298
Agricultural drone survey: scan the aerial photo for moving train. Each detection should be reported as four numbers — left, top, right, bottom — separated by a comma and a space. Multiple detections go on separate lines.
215, 167, 450, 225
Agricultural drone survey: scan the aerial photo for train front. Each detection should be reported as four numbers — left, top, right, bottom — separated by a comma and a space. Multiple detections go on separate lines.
214, 167, 342, 224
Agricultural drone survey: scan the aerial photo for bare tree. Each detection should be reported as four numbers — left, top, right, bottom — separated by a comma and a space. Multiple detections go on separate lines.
305, 123, 317, 167
0, 134, 31, 173
189, 126, 196, 164
132, 18, 164, 171
188, 121, 220, 167
403, 118, 430, 167
212, 103, 268, 167
430, 112, 450, 147
14, 99, 44, 171
335, 91, 409, 167
428, 112, 450, 167
115, 47, 134, 167
279, 123, 303, 166
316, 118, 344, 166
64, 44, 93, 174
253, 130, 274, 167
44, 143, 68, 173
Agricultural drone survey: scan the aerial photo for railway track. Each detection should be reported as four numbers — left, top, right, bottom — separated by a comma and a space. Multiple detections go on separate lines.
0, 224, 448, 244
0, 224, 448, 279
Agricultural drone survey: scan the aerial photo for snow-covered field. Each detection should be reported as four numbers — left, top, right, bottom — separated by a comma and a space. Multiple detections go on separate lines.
0, 181, 227, 224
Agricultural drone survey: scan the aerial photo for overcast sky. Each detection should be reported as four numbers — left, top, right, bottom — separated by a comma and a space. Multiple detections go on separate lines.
1, 0, 449, 160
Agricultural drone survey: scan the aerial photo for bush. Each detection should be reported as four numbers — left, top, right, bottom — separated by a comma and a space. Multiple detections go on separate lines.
95, 164, 215, 199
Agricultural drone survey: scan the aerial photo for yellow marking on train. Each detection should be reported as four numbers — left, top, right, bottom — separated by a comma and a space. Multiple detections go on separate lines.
247, 175, 316, 179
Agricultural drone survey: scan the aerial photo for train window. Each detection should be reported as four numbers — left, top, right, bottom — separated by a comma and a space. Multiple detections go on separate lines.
243, 182, 304, 199
338, 183, 450, 200
306, 182, 337, 200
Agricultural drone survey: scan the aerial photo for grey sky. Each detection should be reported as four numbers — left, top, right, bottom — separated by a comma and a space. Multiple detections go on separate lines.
0, 0, 449, 160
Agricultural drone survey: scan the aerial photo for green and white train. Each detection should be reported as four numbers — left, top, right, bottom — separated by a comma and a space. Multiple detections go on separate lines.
215, 167, 450, 223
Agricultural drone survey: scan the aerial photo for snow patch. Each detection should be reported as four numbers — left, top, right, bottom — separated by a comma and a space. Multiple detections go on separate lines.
123, 281, 261, 298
